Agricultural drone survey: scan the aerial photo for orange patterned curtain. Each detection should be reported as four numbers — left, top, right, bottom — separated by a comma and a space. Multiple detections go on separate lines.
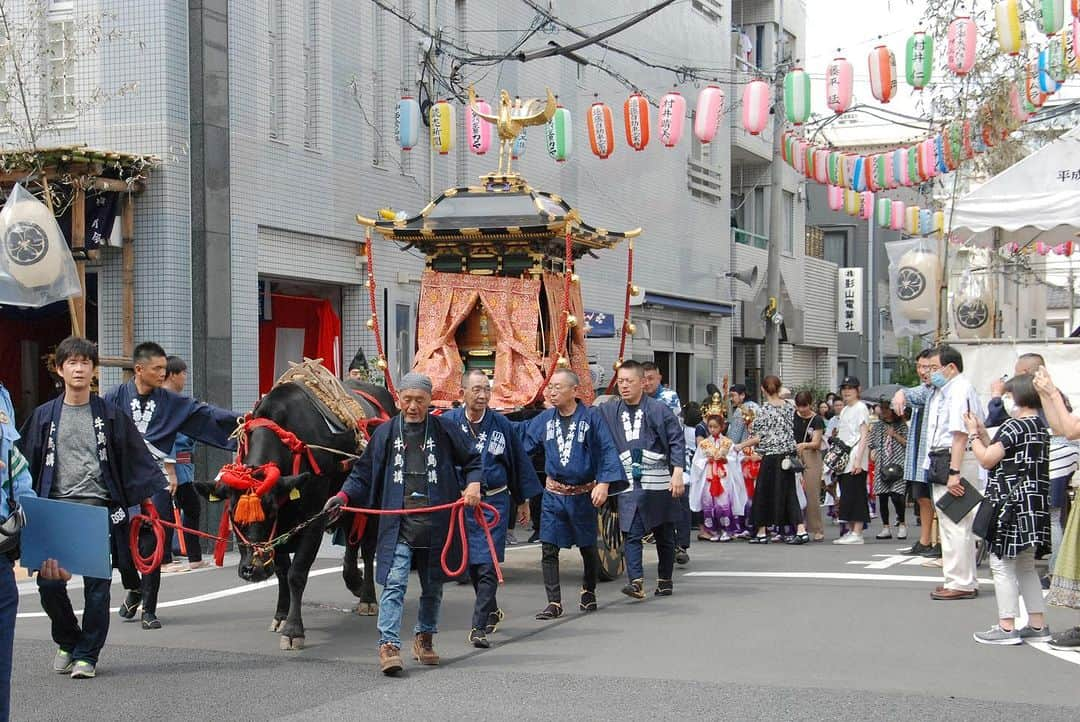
412, 271, 544, 408
542, 272, 596, 405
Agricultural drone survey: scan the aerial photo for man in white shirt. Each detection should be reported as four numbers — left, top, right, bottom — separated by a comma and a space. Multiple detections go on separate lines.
921, 345, 984, 600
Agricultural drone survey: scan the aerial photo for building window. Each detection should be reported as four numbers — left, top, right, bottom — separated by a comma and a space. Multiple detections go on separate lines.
694, 356, 715, 399
694, 326, 715, 347
46, 5, 76, 120
753, 187, 765, 236
823, 229, 849, 266
303, 0, 320, 150
268, 0, 285, 140
688, 123, 723, 205
783, 191, 794, 255
691, 0, 723, 22
651, 321, 674, 346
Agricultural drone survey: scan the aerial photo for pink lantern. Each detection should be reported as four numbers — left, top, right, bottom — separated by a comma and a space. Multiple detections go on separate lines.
890, 200, 906, 230
947, 16, 977, 75
1009, 81, 1030, 122
919, 139, 937, 179
692, 85, 725, 144
814, 149, 830, 184
1053, 241, 1075, 256
658, 91, 686, 147
868, 44, 898, 104
860, 191, 874, 220
587, 101, 615, 159
827, 185, 844, 211
741, 80, 771, 135
884, 152, 897, 189
793, 140, 806, 174
623, 93, 651, 151
466, 97, 493, 156
826, 55, 854, 114
1035, 241, 1052, 255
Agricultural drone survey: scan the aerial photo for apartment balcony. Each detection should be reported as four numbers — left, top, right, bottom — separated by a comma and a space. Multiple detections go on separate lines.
734, 228, 768, 250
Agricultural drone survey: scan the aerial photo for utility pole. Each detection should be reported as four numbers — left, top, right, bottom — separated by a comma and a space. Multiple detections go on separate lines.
763, 0, 785, 375
867, 218, 875, 387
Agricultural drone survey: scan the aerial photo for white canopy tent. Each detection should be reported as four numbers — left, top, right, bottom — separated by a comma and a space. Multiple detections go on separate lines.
949, 126, 1080, 244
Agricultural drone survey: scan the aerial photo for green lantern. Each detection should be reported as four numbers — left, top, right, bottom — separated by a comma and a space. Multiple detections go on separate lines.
784, 68, 811, 125
905, 31, 934, 90
546, 105, 572, 162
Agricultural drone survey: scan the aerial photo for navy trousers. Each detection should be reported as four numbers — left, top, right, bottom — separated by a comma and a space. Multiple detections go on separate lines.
0, 556, 17, 722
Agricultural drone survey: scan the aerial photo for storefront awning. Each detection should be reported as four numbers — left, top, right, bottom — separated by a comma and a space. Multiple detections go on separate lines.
632, 290, 734, 317
584, 309, 616, 337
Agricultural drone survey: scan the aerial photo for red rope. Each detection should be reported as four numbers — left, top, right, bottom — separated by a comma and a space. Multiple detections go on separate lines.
342, 498, 504, 582
365, 229, 397, 399
532, 226, 575, 404
129, 501, 234, 575
606, 239, 634, 394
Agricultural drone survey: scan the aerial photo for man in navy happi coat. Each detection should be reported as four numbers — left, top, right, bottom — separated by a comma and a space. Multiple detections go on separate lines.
597, 360, 685, 600
445, 369, 540, 648
521, 369, 626, 621
324, 373, 482, 676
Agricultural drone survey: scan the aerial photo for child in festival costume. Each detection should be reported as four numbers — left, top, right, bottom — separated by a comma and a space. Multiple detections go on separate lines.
690, 397, 739, 541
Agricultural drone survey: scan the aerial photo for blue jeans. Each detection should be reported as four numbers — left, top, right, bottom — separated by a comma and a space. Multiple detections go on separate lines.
37, 573, 111, 665
1, 557, 17, 722
376, 542, 443, 648
623, 511, 675, 583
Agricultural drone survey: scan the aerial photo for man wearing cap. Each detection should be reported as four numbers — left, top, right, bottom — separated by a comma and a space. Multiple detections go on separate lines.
323, 372, 483, 675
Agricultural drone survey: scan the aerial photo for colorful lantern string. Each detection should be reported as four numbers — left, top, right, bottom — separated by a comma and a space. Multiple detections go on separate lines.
742, 80, 771, 135
868, 44, 897, 103
906, 30, 934, 89
995, 0, 1024, 55
784, 68, 811, 125
826, 55, 854, 114
693, 86, 724, 143
623, 93, 650, 151
947, 16, 977, 75
658, 91, 686, 147
396, 96, 421, 151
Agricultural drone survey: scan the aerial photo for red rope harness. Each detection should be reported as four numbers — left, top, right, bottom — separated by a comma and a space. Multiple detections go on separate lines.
129, 501, 233, 575
365, 229, 397, 399
236, 416, 322, 476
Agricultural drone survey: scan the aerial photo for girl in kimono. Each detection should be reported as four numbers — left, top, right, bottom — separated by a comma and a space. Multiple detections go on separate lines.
690, 405, 737, 542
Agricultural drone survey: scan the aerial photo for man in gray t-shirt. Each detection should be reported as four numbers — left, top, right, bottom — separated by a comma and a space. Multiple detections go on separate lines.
52, 403, 110, 504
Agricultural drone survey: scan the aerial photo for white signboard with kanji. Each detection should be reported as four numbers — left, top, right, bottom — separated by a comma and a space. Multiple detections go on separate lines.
838, 267, 863, 334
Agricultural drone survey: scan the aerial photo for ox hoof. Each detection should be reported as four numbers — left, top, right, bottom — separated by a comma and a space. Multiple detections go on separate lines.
280, 635, 305, 651
354, 602, 378, 617
269, 619, 285, 633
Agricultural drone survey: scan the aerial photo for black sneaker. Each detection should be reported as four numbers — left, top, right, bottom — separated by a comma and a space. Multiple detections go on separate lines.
621, 579, 646, 600
118, 591, 141, 620
527, 531, 541, 544
468, 628, 490, 649
1048, 626, 1080, 651
674, 547, 690, 566
579, 588, 597, 612
140, 612, 162, 630
903, 541, 929, 556
922, 543, 943, 558
654, 579, 673, 597
535, 602, 563, 620
485, 608, 505, 634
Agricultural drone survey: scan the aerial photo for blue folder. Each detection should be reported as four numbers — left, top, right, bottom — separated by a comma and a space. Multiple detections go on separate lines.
20, 496, 112, 579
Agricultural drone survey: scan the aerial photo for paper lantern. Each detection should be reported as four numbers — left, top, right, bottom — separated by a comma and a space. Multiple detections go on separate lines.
587, 101, 615, 159
1074, 18, 1080, 70
918, 208, 934, 235
933, 135, 948, 175
844, 188, 862, 216
827, 184, 844, 211
883, 151, 897, 189
623, 93, 650, 151
850, 155, 867, 192
784, 68, 811, 125
892, 148, 908, 187
876, 197, 892, 227
1073, 0, 1079, 17
905, 31, 934, 89
1040, 0, 1066, 35
826, 55, 854, 114
510, 129, 527, 160
0, 185, 70, 288
429, 99, 455, 155
1036, 241, 1052, 255
895, 246, 940, 322
905, 206, 921, 235
692, 86, 724, 143
794, 140, 807, 174
995, 0, 1024, 55
466, 97, 493, 155
909, 145, 923, 183
814, 149, 829, 184
868, 45, 898, 103
1009, 82, 1030, 122
890, 200, 906, 231
741, 80, 770, 135
954, 271, 994, 339
658, 91, 686, 147
827, 152, 842, 186
869, 154, 887, 192
947, 16, 977, 75
395, 96, 421, 150
860, 192, 874, 221
918, 139, 936, 179
1053, 241, 1075, 256
546, 105, 572, 162
933, 210, 946, 239
961, 120, 975, 159
803, 142, 815, 179
1026, 62, 1049, 107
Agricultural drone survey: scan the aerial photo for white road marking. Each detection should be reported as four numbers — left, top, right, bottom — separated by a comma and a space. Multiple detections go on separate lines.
16, 566, 345, 619
684, 571, 994, 584
846, 554, 948, 569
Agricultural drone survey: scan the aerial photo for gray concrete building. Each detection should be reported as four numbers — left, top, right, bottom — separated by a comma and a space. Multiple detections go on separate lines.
8, 0, 834, 411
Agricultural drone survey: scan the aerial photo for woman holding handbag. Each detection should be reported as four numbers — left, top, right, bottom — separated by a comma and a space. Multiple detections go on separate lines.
794, 391, 826, 541
965, 374, 1051, 646
833, 377, 871, 545
739, 376, 809, 545
870, 405, 908, 540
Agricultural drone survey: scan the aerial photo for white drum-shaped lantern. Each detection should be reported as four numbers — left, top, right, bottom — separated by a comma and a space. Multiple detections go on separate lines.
895, 246, 940, 322
0, 189, 68, 288
953, 271, 994, 339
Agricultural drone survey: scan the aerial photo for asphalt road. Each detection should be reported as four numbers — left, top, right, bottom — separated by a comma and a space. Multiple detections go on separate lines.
11, 529, 1080, 721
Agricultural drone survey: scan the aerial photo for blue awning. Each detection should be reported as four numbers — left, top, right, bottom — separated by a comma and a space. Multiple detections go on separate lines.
584, 309, 616, 338
636, 291, 734, 316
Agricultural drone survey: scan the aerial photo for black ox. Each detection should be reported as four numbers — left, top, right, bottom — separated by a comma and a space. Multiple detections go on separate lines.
200, 380, 396, 650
